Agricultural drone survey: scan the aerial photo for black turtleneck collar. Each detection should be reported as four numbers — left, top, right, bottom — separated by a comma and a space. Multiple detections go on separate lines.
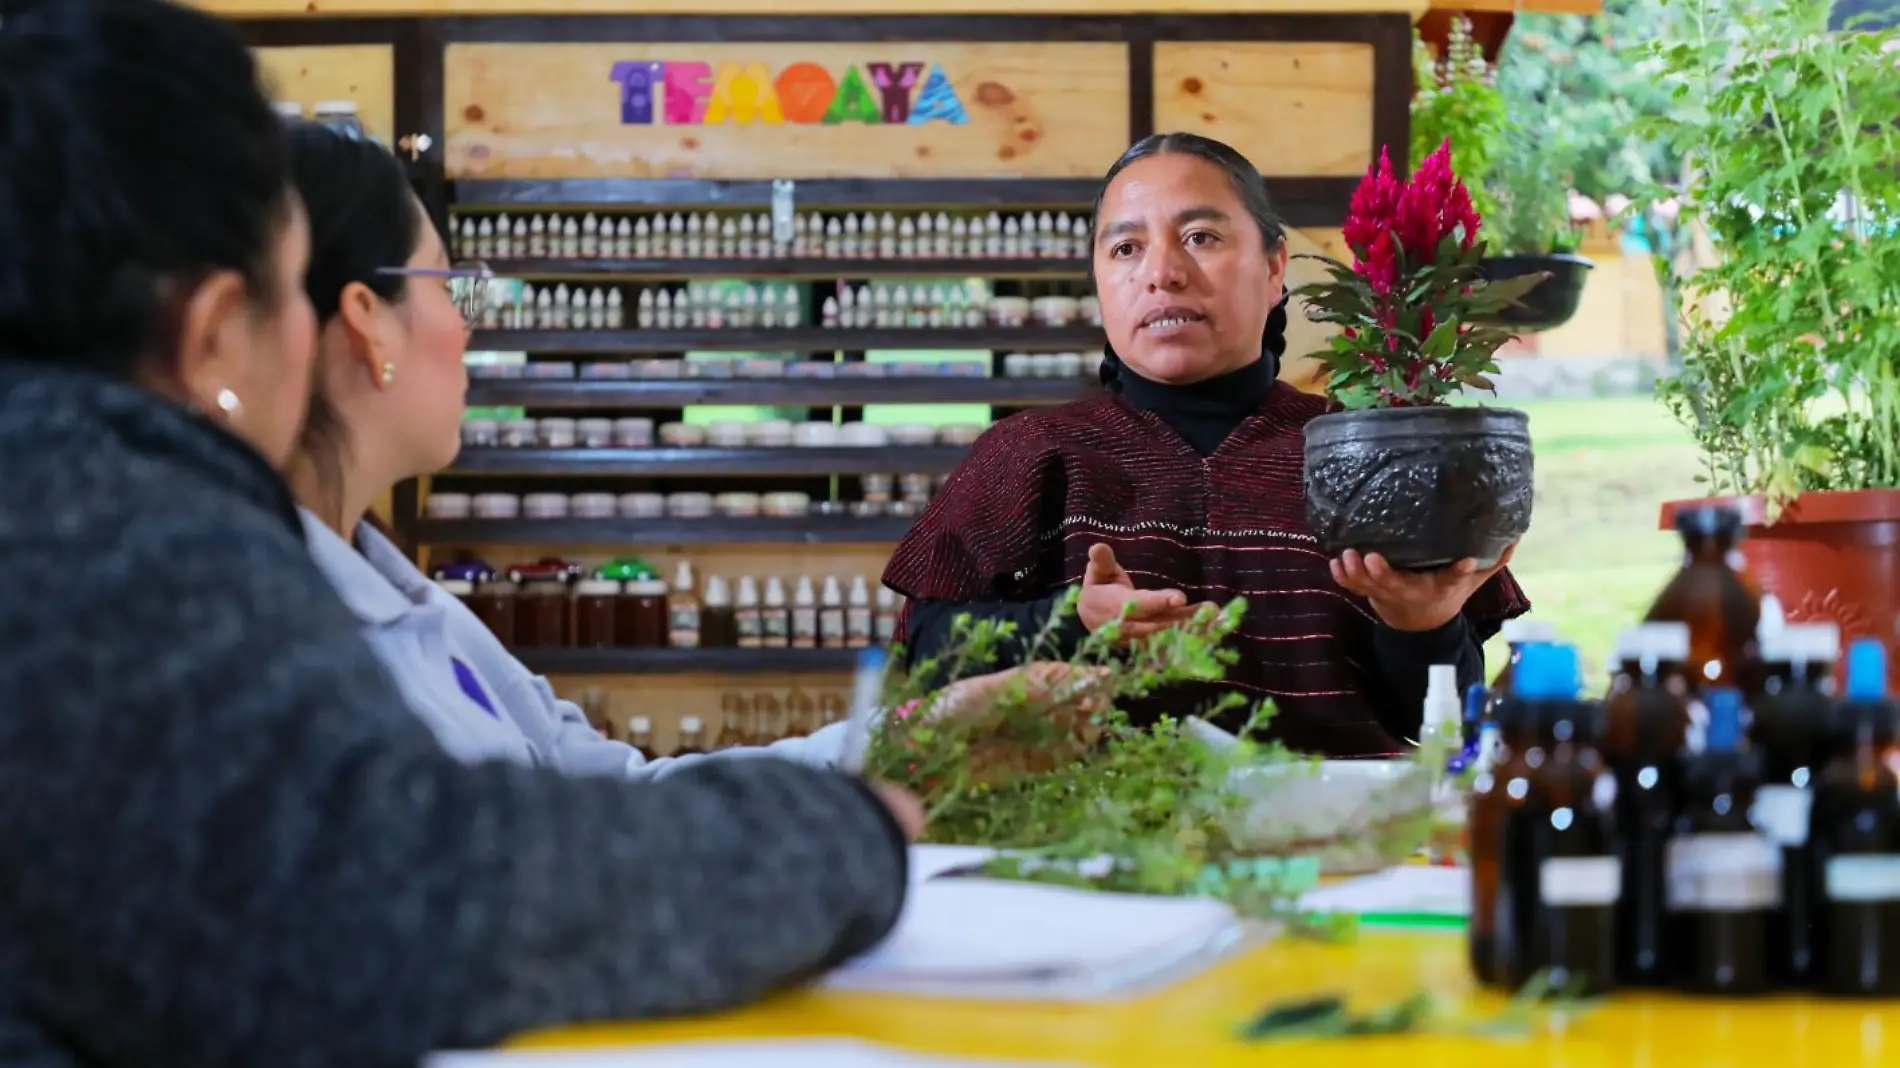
1110, 353, 1278, 457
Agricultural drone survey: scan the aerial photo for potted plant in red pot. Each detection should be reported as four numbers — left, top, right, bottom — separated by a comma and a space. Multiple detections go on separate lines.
1642, 0, 1900, 663
1296, 140, 1547, 570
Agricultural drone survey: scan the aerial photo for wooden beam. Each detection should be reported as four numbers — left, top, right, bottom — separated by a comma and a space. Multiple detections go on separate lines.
197, 0, 1430, 16
1433, 0, 1600, 13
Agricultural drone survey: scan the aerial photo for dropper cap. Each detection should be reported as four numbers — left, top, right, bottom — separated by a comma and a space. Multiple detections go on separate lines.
1463, 683, 1488, 727
1704, 688, 1745, 751
1514, 642, 1582, 701
1845, 637, 1888, 701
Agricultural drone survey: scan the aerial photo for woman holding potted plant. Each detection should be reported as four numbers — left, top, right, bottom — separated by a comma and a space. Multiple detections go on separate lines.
882, 132, 1530, 758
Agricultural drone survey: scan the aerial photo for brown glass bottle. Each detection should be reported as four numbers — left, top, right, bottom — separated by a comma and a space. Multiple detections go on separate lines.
627, 715, 658, 761
1813, 639, 1900, 996
1645, 505, 1762, 693
468, 580, 519, 646
754, 691, 786, 742
786, 689, 820, 737
674, 715, 708, 756
1468, 680, 1540, 987
1750, 622, 1841, 986
715, 694, 752, 749
1668, 688, 1777, 994
1597, 621, 1693, 985
1500, 642, 1619, 994
517, 578, 571, 648
573, 579, 620, 648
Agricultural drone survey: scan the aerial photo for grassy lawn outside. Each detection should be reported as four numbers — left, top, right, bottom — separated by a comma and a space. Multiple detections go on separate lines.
1483, 395, 1702, 690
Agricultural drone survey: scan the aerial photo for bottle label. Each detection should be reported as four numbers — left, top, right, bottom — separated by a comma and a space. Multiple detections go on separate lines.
820, 609, 846, 640
1751, 785, 1813, 847
846, 607, 873, 640
736, 608, 762, 640
1826, 855, 1900, 903
1666, 833, 1783, 911
764, 612, 790, 639
792, 607, 817, 638
669, 605, 699, 633
874, 615, 898, 644
1539, 856, 1621, 907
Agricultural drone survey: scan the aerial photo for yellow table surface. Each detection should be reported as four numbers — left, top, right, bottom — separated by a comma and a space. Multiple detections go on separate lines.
518, 929, 1900, 1066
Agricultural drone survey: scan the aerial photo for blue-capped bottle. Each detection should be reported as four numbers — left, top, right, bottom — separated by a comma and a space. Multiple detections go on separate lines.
1813, 638, 1900, 996
1468, 651, 1544, 986
1668, 687, 1777, 994
1599, 621, 1694, 985
1475, 641, 1620, 993
1750, 620, 1841, 986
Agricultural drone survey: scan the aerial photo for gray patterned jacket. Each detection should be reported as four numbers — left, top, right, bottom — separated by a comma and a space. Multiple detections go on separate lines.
0, 360, 908, 1068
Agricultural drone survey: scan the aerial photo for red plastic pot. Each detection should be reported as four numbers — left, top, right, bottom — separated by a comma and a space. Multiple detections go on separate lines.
1659, 489, 1900, 686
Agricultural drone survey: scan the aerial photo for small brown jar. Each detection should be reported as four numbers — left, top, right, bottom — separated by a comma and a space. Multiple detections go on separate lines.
574, 578, 622, 648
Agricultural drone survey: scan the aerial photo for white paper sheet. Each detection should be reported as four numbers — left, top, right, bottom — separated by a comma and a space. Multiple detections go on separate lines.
827, 876, 1250, 999
427, 1039, 1078, 1068
1297, 864, 1470, 917
907, 843, 997, 885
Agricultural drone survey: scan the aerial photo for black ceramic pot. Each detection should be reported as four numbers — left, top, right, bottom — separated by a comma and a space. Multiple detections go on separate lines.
1304, 406, 1534, 571
1480, 252, 1593, 333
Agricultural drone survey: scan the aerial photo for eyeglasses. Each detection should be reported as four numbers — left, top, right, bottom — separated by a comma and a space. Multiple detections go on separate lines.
375, 261, 494, 326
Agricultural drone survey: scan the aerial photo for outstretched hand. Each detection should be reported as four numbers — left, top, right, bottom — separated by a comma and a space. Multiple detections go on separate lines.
1330, 544, 1516, 633
1077, 543, 1217, 640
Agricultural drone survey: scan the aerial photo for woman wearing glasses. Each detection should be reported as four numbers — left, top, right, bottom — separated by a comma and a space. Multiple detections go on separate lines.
283, 122, 1062, 776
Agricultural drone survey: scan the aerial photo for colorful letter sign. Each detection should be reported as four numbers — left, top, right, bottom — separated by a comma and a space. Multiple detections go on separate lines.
610, 59, 968, 127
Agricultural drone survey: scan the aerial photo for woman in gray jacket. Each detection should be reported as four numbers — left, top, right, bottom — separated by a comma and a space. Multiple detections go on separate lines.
0, 2, 923, 1065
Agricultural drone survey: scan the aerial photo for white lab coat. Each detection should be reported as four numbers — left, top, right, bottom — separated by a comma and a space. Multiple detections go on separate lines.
299, 509, 848, 778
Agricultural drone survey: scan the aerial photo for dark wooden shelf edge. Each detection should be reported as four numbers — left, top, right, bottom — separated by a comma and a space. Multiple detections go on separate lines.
463, 377, 1094, 409
447, 176, 1356, 228
452, 177, 1100, 210
446, 444, 969, 476
481, 257, 1090, 279
466, 327, 1103, 353
517, 646, 865, 675
417, 517, 914, 545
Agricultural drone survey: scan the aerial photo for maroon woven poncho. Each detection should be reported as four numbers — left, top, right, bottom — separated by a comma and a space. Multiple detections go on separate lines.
882, 383, 1531, 756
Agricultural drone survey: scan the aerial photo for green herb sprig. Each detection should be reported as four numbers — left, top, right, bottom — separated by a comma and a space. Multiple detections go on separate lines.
863, 596, 1444, 928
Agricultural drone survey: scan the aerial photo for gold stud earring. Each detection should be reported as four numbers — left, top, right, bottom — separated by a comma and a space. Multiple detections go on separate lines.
380, 362, 397, 386
215, 388, 243, 419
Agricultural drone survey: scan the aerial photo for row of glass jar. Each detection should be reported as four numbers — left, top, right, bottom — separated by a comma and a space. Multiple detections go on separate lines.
461, 417, 985, 451
467, 357, 995, 381
451, 209, 1089, 263
426, 477, 938, 522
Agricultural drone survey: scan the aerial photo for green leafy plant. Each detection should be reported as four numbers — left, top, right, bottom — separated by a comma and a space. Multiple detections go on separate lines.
1294, 141, 1548, 408
864, 592, 1445, 928
1637, 0, 1900, 510
1237, 970, 1603, 1042
1412, 16, 1508, 226
1484, 63, 1583, 257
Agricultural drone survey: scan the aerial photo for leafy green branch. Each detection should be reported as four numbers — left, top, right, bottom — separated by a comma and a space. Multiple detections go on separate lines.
864, 597, 1443, 926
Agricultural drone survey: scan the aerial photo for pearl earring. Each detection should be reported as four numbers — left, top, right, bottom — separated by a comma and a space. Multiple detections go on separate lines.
380, 362, 397, 386
215, 388, 243, 419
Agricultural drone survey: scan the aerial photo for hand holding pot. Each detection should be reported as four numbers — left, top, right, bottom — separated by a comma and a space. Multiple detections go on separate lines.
1077, 543, 1215, 640
1330, 544, 1517, 633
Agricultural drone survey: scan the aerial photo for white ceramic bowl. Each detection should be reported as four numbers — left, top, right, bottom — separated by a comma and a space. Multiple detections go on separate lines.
1223, 759, 1435, 874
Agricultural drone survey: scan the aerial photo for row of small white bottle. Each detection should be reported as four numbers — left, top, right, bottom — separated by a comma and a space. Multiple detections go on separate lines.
483, 285, 625, 332
820, 282, 988, 330
452, 210, 1089, 262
